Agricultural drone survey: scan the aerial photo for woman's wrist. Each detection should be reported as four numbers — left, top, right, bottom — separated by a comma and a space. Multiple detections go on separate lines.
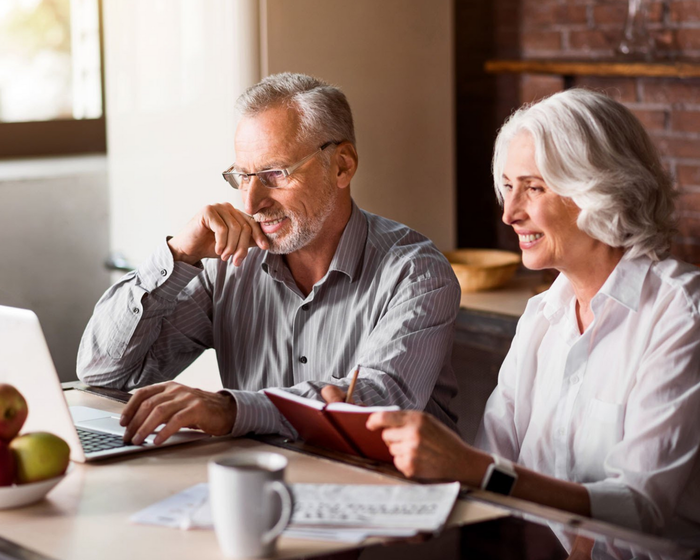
455, 445, 494, 487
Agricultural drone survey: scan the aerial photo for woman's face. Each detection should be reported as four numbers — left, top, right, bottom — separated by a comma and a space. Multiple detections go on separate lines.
500, 133, 595, 273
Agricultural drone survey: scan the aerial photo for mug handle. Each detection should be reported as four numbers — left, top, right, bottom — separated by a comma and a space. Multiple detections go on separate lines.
262, 481, 293, 546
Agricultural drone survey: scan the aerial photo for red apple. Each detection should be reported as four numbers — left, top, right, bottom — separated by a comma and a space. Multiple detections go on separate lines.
0, 440, 15, 486
0, 384, 28, 442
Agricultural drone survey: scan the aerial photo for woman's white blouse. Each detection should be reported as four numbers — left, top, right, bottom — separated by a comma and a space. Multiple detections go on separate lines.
476, 254, 700, 538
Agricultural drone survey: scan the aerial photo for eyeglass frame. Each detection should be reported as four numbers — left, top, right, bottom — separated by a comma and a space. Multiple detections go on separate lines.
221, 141, 339, 190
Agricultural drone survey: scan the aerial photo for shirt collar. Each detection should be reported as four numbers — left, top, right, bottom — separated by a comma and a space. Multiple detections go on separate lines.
596, 252, 652, 312
261, 201, 367, 283
539, 252, 653, 320
326, 201, 367, 282
540, 271, 574, 323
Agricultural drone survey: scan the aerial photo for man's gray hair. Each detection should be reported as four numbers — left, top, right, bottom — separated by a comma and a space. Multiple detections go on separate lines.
492, 88, 676, 261
236, 72, 356, 149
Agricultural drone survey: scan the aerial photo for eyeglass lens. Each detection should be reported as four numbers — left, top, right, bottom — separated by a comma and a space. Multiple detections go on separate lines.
231, 169, 286, 190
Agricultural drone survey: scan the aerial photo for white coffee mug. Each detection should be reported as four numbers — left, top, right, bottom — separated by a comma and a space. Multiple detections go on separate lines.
208, 452, 293, 559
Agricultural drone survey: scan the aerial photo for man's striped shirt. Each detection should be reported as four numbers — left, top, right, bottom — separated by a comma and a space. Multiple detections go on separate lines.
77, 203, 461, 437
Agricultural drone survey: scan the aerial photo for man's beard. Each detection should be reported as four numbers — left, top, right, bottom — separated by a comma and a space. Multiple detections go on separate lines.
256, 177, 337, 255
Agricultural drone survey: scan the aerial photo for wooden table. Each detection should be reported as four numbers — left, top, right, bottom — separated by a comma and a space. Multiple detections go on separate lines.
0, 390, 506, 560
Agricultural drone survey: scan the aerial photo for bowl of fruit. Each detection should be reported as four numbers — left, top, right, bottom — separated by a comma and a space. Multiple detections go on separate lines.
0, 384, 71, 509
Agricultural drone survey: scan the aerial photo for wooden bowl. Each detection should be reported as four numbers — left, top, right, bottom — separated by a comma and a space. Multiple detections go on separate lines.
443, 249, 521, 293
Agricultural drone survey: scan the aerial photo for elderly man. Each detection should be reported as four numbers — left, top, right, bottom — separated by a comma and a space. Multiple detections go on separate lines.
77, 73, 460, 446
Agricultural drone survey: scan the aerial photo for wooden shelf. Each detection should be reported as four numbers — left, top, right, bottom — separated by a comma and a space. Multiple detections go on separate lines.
485, 59, 700, 79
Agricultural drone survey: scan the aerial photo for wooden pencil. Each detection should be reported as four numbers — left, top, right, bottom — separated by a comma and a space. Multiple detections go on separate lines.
345, 366, 360, 403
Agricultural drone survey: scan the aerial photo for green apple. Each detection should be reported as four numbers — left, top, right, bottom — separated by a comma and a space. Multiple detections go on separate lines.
0, 384, 28, 442
0, 440, 15, 486
10, 432, 70, 484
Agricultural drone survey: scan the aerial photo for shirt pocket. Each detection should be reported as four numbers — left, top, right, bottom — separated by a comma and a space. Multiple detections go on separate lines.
572, 398, 625, 482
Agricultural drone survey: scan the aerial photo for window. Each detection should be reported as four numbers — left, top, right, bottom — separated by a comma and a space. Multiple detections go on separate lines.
0, 0, 105, 158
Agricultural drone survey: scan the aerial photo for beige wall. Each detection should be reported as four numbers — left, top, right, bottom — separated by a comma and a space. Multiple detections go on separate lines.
263, 0, 456, 250
103, 0, 263, 388
0, 156, 110, 382
104, 0, 260, 265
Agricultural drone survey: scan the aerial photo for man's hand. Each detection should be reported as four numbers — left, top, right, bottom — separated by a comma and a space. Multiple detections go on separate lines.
366, 410, 487, 483
167, 203, 269, 266
120, 382, 237, 445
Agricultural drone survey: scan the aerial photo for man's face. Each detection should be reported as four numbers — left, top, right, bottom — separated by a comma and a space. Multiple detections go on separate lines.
233, 106, 338, 254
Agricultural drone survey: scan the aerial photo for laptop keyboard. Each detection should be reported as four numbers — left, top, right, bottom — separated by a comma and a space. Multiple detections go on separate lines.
76, 427, 130, 453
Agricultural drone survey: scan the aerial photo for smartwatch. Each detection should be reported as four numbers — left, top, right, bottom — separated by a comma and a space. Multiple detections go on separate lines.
481, 454, 518, 495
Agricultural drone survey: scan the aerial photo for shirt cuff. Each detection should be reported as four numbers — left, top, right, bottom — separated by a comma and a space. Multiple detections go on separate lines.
223, 389, 296, 439
583, 480, 644, 532
136, 238, 203, 299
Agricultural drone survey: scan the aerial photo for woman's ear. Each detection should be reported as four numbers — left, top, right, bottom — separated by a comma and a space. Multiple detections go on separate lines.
334, 142, 358, 189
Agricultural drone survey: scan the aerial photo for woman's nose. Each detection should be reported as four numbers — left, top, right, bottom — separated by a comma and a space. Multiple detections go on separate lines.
502, 191, 523, 226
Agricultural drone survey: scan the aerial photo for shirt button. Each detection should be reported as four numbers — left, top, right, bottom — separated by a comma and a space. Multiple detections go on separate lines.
299, 356, 308, 364
571, 376, 579, 385
133, 308, 140, 314
160, 269, 167, 277
302, 304, 309, 311
558, 428, 565, 436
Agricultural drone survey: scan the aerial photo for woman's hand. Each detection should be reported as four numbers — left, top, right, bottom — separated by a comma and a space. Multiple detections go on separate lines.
367, 410, 489, 483
320, 384, 348, 404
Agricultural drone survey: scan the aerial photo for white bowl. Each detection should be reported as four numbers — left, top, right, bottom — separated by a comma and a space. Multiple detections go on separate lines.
0, 468, 69, 510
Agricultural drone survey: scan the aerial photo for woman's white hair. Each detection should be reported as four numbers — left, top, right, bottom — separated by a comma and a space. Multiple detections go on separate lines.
492, 88, 676, 261
236, 72, 355, 162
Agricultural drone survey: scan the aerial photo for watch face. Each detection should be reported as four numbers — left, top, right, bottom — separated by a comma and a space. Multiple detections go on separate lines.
485, 468, 516, 495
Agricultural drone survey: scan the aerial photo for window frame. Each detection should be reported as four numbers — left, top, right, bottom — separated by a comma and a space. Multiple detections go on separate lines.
0, 0, 107, 160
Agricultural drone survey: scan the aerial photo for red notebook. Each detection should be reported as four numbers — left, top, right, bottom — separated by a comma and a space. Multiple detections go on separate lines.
264, 388, 400, 463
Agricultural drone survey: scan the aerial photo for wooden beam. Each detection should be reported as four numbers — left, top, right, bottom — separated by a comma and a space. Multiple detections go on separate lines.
485, 59, 700, 79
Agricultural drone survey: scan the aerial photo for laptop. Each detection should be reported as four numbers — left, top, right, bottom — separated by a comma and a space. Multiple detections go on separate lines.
0, 305, 210, 462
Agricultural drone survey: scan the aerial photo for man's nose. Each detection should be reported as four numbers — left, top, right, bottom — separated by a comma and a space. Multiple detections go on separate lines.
243, 176, 270, 216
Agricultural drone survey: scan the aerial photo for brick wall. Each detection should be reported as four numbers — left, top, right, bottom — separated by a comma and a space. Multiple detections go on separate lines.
508, 0, 700, 263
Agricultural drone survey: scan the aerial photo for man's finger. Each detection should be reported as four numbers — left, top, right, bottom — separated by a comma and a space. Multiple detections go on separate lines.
129, 398, 183, 445
228, 213, 252, 265
124, 388, 181, 442
120, 384, 166, 427
245, 215, 269, 250
205, 209, 230, 257
218, 207, 245, 261
153, 408, 193, 446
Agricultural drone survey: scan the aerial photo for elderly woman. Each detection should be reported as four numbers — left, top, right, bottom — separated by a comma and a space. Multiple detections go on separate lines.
365, 89, 700, 539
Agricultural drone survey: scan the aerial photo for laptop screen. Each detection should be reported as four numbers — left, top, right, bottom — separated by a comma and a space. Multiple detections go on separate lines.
0, 305, 86, 462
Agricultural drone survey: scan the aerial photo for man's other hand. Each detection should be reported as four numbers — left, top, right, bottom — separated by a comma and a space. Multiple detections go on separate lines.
120, 382, 237, 445
167, 203, 269, 266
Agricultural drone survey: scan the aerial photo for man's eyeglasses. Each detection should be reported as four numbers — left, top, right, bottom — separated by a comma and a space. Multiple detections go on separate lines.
222, 141, 338, 190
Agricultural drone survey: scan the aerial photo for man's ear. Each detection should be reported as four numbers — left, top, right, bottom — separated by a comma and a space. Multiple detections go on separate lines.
334, 142, 358, 189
